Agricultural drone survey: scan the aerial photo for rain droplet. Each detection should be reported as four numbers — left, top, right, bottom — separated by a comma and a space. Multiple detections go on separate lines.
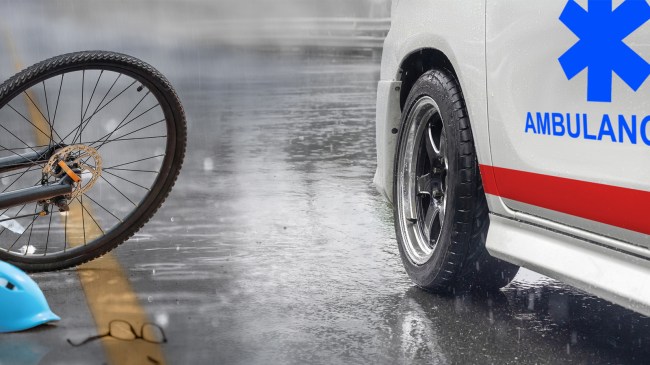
19, 245, 36, 255
155, 312, 169, 327
81, 170, 93, 181
203, 157, 214, 171
104, 118, 119, 133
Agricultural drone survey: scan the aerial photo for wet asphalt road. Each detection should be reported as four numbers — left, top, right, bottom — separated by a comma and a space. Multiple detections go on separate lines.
2, 2, 650, 364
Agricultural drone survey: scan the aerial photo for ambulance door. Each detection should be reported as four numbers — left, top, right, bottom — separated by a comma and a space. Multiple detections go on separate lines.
485, 0, 650, 247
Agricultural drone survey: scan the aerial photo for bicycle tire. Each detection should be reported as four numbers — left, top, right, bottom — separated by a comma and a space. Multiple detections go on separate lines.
0, 50, 186, 272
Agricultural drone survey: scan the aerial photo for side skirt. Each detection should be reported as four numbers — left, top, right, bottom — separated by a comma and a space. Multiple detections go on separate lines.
486, 214, 650, 317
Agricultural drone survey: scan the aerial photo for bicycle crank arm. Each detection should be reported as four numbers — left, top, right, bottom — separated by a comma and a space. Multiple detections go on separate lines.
0, 181, 73, 211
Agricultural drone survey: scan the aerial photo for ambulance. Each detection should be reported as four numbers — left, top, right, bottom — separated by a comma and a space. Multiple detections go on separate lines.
375, 0, 650, 315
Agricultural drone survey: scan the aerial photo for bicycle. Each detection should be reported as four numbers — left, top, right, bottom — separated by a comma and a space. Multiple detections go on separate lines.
0, 51, 186, 272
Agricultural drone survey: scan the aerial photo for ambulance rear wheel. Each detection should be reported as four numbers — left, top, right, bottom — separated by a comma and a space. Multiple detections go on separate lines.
393, 69, 519, 293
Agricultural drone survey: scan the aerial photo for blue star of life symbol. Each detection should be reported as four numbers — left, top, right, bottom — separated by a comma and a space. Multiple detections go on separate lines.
559, 0, 650, 102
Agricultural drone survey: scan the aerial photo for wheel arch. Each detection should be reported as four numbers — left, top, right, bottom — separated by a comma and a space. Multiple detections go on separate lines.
391, 46, 500, 215
397, 48, 457, 111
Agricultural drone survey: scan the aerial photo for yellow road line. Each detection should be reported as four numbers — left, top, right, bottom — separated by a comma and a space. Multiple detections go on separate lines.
2, 24, 167, 365
69, 200, 166, 365
1, 24, 51, 146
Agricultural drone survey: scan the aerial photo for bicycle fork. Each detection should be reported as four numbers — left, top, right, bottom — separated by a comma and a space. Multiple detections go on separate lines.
0, 146, 74, 211
0, 180, 73, 211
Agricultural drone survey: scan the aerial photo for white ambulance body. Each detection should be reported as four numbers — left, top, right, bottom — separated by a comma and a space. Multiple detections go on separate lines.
375, 0, 650, 315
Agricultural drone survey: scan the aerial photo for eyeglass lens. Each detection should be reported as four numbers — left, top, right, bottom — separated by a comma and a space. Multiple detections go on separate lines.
109, 320, 137, 341
142, 323, 166, 343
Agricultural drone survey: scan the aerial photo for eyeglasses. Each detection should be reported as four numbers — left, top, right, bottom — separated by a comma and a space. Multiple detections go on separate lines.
67, 320, 168, 347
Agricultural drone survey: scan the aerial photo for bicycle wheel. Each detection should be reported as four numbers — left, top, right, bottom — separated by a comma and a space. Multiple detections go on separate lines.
0, 51, 186, 271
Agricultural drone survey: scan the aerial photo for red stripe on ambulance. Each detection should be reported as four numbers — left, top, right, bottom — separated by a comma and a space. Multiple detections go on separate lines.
479, 165, 650, 235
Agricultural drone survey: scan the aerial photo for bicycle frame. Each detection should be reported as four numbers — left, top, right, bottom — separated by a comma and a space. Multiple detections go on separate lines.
0, 146, 73, 211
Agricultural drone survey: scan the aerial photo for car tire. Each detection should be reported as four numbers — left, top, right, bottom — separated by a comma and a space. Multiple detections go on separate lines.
393, 68, 519, 293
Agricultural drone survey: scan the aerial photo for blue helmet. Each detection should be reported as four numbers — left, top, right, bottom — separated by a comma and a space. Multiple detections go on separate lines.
0, 261, 60, 333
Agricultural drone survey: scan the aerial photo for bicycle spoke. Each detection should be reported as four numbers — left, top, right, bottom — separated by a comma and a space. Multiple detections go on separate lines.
0, 144, 50, 153
60, 78, 136, 143
0, 143, 40, 172
103, 170, 151, 191
93, 118, 164, 151
5, 105, 59, 147
84, 193, 123, 223
42, 82, 53, 150
0, 201, 28, 224
90, 91, 151, 150
76, 73, 122, 137
101, 135, 167, 144
76, 196, 104, 235
64, 208, 68, 252
82, 71, 103, 121
72, 70, 85, 144
44, 207, 53, 256
24, 205, 38, 255
7, 214, 38, 252
0, 167, 37, 181
0, 175, 46, 249
81, 194, 87, 246
0, 123, 40, 155
72, 138, 162, 162
23, 91, 50, 125
22, 91, 63, 143
104, 154, 164, 170
69, 72, 119, 144
1, 165, 36, 194
100, 175, 137, 206
1, 203, 30, 244
104, 167, 159, 173
51, 74, 64, 131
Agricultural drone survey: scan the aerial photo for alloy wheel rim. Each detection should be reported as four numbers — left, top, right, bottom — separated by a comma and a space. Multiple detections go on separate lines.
397, 96, 448, 265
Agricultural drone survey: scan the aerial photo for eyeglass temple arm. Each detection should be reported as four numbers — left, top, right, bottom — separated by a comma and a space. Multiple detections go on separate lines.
66, 333, 109, 347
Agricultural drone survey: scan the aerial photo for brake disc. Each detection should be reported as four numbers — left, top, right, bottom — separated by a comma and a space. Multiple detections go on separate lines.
42, 144, 102, 199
